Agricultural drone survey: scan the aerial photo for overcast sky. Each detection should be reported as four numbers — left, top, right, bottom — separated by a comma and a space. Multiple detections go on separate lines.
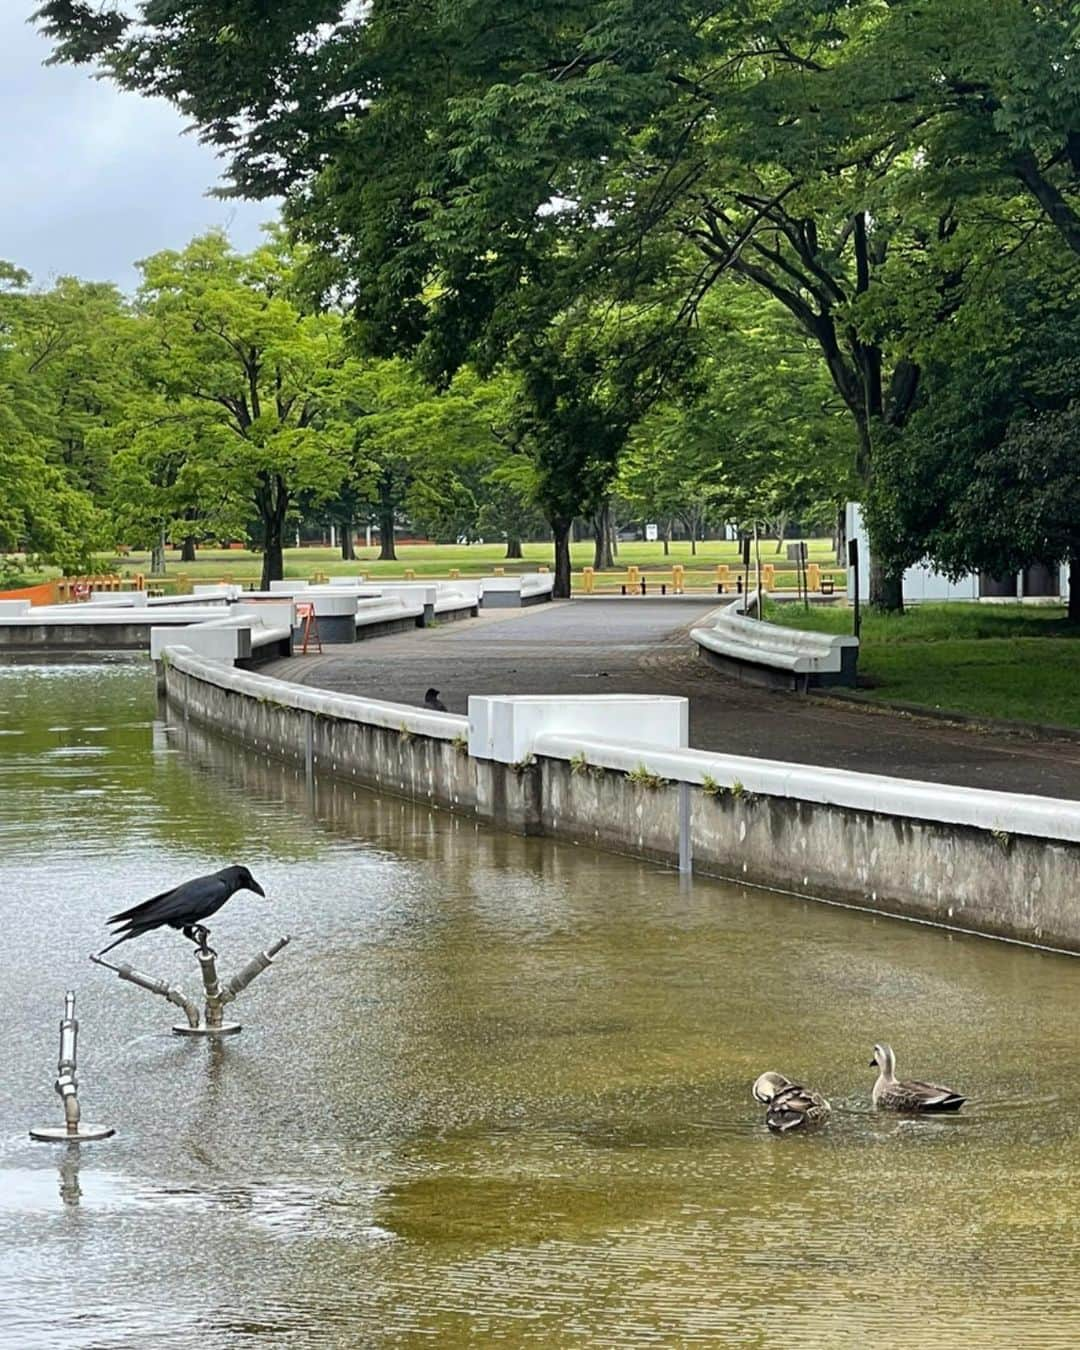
2, 8, 277, 290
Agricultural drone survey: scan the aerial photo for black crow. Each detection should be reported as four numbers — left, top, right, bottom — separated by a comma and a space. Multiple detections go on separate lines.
99, 865, 266, 956
424, 688, 448, 711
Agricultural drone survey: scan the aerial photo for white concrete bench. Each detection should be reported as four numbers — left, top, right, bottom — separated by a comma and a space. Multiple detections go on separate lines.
354, 596, 425, 637
480, 574, 555, 607
692, 596, 858, 690
327, 579, 479, 626
151, 601, 294, 666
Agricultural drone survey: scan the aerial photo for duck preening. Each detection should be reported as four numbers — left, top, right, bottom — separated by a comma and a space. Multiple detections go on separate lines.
869, 1043, 965, 1112
752, 1071, 831, 1133
98, 865, 266, 957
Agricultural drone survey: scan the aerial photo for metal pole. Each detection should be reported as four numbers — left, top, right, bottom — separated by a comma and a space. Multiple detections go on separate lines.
678, 783, 692, 877
849, 538, 861, 639
30, 991, 114, 1142
197, 949, 227, 1030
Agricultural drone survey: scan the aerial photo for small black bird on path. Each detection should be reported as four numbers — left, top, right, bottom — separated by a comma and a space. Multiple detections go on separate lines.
424, 687, 448, 711
99, 865, 266, 957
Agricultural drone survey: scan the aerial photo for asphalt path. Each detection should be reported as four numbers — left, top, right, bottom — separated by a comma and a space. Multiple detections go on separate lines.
264, 598, 1080, 800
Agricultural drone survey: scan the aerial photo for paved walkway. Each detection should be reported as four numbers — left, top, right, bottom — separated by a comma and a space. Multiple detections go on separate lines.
265, 598, 1080, 800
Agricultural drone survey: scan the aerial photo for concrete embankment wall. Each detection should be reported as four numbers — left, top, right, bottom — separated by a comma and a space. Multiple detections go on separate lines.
162, 648, 1080, 953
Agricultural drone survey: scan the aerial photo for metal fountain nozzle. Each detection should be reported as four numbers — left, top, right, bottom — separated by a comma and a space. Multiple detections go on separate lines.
29, 990, 114, 1143
90, 932, 293, 1037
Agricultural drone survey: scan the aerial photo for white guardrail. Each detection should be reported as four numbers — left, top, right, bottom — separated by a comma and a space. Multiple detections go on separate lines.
166, 645, 467, 740
158, 656, 1080, 848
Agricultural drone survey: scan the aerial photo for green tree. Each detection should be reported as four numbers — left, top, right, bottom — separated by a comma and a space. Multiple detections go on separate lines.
115, 231, 354, 588
867, 236, 1080, 619
0, 263, 102, 579
40, 0, 1080, 613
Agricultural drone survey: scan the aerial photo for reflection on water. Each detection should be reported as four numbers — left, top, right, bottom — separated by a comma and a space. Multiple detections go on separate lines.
1, 664, 1080, 1346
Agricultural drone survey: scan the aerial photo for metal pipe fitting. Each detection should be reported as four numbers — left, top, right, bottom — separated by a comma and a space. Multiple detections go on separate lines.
218, 935, 292, 1005
55, 992, 81, 1133
90, 953, 201, 1028
30, 991, 113, 1142
197, 949, 224, 1027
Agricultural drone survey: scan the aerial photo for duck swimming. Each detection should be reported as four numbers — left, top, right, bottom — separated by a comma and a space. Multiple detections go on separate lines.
869, 1043, 965, 1112
752, 1071, 831, 1133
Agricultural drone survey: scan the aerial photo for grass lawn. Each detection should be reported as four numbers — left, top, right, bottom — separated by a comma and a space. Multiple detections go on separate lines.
15, 537, 846, 592
767, 600, 1080, 729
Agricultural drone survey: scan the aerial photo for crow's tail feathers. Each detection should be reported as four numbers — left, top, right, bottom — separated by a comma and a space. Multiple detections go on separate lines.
97, 924, 155, 956
106, 886, 175, 926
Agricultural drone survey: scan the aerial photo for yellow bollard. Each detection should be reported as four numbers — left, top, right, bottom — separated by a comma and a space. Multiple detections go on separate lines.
494, 566, 505, 576
309, 571, 329, 584
404, 568, 416, 580
761, 563, 775, 591
538, 565, 549, 573
716, 564, 730, 586
582, 566, 595, 594
626, 565, 640, 592
134, 573, 145, 592
807, 562, 821, 592
449, 568, 461, 579
672, 564, 685, 595
176, 572, 192, 596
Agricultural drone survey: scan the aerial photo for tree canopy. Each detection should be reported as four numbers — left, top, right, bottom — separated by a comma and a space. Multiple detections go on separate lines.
23, 2, 1080, 608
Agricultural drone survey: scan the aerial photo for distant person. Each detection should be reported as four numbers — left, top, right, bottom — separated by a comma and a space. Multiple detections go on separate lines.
424, 688, 448, 711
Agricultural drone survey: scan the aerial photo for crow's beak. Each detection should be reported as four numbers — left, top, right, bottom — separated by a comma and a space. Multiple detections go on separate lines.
868, 1058, 877, 1068
251, 880, 266, 898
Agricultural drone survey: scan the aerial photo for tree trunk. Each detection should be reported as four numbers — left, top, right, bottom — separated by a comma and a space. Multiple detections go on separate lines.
258, 474, 287, 591
835, 503, 846, 567
1070, 545, 1080, 623
150, 529, 166, 576
505, 535, 523, 559
261, 516, 285, 591
773, 512, 789, 554
869, 558, 903, 613
180, 535, 197, 563
377, 477, 397, 561
663, 520, 671, 556
552, 519, 572, 598
592, 502, 614, 569
341, 516, 356, 561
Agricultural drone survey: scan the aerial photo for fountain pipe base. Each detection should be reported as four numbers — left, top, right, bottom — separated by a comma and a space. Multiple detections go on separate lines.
30, 1123, 115, 1143
172, 1021, 242, 1037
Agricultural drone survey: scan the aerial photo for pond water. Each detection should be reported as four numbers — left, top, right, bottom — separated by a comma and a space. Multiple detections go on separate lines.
1, 664, 1079, 1347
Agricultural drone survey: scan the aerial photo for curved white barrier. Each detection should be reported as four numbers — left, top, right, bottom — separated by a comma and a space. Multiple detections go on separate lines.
532, 731, 1080, 845
165, 645, 466, 739
692, 594, 857, 686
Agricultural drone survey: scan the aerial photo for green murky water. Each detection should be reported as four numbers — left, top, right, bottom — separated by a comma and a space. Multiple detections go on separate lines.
1, 665, 1078, 1347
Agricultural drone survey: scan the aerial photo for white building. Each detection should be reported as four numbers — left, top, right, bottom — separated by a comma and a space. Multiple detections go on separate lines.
845, 503, 1071, 605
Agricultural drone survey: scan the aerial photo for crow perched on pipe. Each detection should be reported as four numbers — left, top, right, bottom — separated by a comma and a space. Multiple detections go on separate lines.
424, 688, 447, 711
98, 865, 266, 957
